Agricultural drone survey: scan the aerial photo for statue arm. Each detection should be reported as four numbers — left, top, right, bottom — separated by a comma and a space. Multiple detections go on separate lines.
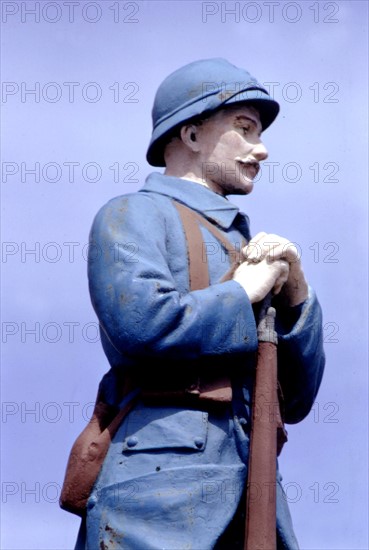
275, 288, 326, 423
88, 193, 259, 362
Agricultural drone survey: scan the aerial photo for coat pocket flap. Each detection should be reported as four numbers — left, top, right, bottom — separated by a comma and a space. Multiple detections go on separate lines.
122, 407, 208, 452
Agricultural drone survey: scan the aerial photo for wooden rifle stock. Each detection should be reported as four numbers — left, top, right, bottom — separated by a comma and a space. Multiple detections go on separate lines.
244, 296, 278, 550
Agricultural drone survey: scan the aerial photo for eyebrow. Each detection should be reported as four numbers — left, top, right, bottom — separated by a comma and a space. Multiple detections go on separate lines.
234, 115, 262, 135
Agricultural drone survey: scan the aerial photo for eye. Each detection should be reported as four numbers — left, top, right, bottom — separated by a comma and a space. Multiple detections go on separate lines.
242, 126, 251, 135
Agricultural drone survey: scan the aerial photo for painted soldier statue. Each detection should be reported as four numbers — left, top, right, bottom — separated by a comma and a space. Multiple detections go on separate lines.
67, 58, 325, 549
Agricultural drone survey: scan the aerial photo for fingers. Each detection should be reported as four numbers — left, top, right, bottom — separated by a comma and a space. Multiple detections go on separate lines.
265, 241, 300, 264
233, 256, 290, 303
272, 260, 290, 295
242, 232, 267, 262
250, 231, 268, 243
242, 233, 300, 264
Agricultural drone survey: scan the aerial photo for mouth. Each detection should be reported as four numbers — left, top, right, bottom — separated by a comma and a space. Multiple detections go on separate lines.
236, 159, 260, 179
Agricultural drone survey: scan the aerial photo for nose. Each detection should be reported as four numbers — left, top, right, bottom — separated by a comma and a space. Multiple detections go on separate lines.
252, 140, 268, 162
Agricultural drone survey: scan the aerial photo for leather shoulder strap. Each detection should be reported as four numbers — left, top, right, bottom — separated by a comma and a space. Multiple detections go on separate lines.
173, 201, 210, 291
172, 200, 245, 291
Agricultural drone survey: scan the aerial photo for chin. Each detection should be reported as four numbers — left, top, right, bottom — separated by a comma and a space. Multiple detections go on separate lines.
225, 180, 254, 196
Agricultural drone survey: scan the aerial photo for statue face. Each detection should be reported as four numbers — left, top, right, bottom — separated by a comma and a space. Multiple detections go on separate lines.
195, 104, 268, 196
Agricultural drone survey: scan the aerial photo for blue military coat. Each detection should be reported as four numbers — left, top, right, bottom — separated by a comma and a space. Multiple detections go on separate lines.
77, 172, 325, 549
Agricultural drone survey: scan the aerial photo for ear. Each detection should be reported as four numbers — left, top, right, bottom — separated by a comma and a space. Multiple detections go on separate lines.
180, 125, 201, 153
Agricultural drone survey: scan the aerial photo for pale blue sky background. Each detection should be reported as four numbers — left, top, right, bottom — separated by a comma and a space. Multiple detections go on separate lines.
1, 1, 368, 549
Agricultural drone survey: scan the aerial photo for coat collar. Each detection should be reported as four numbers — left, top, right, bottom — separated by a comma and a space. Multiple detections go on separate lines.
141, 172, 241, 229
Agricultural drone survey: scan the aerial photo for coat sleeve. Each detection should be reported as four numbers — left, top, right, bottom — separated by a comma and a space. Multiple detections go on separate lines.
275, 288, 326, 423
88, 193, 259, 362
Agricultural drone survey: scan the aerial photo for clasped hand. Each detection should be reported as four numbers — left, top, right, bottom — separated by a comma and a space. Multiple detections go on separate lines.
233, 232, 309, 306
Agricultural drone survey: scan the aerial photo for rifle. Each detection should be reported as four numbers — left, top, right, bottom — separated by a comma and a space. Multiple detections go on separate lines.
244, 294, 283, 550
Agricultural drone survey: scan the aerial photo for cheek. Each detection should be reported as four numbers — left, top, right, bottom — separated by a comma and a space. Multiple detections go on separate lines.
211, 132, 247, 158
227, 132, 244, 147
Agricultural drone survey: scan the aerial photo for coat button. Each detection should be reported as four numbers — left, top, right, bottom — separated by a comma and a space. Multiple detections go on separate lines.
194, 437, 204, 449
87, 495, 97, 510
126, 436, 138, 448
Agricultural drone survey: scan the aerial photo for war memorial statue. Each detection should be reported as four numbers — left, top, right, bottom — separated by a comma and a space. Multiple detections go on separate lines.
60, 58, 325, 549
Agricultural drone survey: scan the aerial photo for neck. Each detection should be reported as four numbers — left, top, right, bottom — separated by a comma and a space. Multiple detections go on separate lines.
164, 168, 209, 188
164, 167, 227, 197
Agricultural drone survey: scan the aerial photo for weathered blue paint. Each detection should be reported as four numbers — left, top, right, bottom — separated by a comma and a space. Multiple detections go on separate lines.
75, 172, 325, 549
